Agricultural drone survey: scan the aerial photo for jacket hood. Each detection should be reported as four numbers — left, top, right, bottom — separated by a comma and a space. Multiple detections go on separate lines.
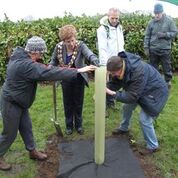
100, 16, 120, 28
118, 51, 142, 77
100, 16, 109, 26
119, 51, 141, 63
10, 47, 29, 61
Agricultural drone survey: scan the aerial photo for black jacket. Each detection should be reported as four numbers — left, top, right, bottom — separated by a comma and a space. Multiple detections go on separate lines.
2, 47, 78, 108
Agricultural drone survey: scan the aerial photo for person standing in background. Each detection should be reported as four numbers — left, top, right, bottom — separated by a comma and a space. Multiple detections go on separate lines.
144, 3, 177, 89
97, 7, 125, 108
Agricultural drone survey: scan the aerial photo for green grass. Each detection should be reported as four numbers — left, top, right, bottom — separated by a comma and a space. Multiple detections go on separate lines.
0, 76, 178, 177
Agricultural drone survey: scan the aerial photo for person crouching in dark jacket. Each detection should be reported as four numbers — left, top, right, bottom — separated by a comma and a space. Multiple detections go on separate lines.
0, 36, 97, 171
106, 51, 168, 155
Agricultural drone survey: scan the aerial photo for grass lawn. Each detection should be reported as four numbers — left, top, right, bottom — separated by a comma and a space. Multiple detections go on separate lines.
0, 75, 178, 178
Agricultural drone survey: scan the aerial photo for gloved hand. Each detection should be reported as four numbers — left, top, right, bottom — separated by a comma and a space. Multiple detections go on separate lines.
92, 60, 100, 67
144, 48, 149, 56
157, 32, 166, 39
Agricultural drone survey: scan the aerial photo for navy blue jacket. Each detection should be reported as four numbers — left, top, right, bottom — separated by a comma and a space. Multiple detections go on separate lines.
2, 47, 78, 108
107, 52, 168, 117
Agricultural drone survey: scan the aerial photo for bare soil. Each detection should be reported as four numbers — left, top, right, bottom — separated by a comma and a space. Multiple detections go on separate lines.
36, 134, 163, 178
36, 134, 61, 178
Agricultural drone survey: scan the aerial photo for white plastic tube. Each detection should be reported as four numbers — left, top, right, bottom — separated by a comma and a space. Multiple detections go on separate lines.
94, 66, 106, 164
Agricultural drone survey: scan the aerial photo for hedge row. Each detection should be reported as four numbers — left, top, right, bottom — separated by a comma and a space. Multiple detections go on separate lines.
0, 13, 177, 82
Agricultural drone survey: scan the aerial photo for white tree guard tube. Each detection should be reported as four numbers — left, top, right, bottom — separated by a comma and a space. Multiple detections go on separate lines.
94, 66, 106, 164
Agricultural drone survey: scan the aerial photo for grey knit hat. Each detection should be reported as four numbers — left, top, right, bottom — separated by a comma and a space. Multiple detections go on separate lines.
25, 36, 47, 53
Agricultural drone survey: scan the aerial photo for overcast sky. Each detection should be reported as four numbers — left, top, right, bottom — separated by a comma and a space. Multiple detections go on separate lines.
0, 0, 178, 21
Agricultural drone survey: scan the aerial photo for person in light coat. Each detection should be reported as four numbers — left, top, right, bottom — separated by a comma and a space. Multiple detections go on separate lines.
97, 7, 125, 66
97, 8, 125, 109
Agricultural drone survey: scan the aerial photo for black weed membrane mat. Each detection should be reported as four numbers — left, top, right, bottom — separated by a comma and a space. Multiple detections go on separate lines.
57, 137, 145, 178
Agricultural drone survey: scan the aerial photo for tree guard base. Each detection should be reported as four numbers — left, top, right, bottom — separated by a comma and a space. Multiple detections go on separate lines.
57, 137, 145, 178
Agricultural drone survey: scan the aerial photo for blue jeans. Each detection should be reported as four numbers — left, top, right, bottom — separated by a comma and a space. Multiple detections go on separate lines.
119, 103, 159, 149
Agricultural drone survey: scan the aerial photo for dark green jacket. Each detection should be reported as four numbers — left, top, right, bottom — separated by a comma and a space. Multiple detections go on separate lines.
144, 14, 177, 50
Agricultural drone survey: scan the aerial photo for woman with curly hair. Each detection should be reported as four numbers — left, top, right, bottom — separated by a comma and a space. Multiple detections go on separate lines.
50, 25, 99, 135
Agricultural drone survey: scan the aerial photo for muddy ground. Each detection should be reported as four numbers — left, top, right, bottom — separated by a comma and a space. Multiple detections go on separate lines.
36, 134, 163, 178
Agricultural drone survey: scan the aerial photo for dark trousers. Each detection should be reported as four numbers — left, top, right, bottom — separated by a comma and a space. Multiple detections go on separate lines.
106, 94, 115, 107
0, 96, 35, 156
149, 49, 172, 83
61, 74, 85, 130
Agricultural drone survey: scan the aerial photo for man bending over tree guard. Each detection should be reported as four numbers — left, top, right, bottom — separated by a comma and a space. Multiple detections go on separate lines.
106, 52, 168, 155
